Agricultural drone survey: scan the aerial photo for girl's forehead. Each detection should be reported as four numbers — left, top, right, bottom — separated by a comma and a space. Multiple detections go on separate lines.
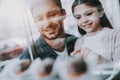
73, 4, 97, 15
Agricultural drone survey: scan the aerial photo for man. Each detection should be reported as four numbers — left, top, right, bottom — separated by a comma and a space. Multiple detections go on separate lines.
19, 0, 77, 60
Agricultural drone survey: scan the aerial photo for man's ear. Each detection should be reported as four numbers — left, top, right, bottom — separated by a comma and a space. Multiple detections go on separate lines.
98, 9, 104, 18
61, 9, 66, 20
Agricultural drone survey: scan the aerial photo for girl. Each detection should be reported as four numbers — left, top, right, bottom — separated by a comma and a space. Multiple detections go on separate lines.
71, 0, 120, 73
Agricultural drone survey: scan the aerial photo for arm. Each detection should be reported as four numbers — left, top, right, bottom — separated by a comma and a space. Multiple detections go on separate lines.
113, 30, 120, 62
106, 30, 120, 80
71, 38, 110, 63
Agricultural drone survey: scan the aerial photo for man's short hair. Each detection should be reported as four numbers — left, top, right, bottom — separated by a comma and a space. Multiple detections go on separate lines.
31, 0, 63, 12
52, 0, 62, 9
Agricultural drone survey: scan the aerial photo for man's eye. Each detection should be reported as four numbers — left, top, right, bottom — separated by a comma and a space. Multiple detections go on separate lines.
48, 12, 57, 17
36, 16, 43, 21
51, 12, 56, 16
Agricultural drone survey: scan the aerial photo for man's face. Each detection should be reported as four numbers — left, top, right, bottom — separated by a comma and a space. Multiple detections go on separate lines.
32, 1, 66, 40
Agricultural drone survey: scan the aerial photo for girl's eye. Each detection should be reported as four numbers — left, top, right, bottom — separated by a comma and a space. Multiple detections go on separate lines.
86, 12, 93, 16
74, 15, 81, 19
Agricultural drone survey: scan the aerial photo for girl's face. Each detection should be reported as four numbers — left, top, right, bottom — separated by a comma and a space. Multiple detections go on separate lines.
73, 4, 103, 34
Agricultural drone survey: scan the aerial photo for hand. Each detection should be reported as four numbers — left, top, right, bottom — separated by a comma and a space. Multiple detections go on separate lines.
71, 47, 91, 59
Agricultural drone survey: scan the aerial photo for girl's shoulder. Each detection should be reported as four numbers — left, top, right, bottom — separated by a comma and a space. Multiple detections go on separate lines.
105, 27, 119, 32
75, 35, 84, 46
103, 28, 120, 43
104, 27, 120, 35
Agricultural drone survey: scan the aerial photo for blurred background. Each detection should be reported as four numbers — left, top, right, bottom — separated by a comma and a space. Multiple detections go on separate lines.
0, 0, 120, 80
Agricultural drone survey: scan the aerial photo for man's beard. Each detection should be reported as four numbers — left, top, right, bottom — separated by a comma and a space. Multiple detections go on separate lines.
42, 26, 65, 40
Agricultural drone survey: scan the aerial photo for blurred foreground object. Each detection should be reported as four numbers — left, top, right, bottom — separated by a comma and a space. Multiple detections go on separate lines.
0, 58, 31, 80
0, 37, 26, 60
38, 58, 54, 77
67, 58, 87, 78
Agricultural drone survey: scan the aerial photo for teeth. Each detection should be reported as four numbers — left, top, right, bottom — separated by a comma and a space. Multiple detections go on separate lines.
45, 26, 56, 32
45, 28, 56, 32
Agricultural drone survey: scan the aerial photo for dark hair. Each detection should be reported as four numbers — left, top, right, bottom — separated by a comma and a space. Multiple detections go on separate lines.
72, 0, 113, 35
53, 0, 63, 9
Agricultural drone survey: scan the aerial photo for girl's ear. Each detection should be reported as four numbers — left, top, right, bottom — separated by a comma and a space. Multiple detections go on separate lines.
98, 9, 104, 18
61, 9, 66, 20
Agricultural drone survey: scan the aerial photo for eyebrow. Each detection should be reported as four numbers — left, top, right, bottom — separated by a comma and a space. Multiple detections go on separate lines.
74, 8, 97, 16
84, 10, 95, 14
36, 9, 61, 17
47, 9, 61, 13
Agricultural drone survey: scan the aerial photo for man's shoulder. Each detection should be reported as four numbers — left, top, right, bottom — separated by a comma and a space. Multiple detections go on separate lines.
34, 37, 47, 47
65, 33, 78, 55
36, 34, 77, 45
65, 33, 74, 37
65, 33, 78, 43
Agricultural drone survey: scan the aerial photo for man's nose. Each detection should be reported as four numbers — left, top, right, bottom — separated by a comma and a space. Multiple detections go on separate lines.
43, 19, 52, 28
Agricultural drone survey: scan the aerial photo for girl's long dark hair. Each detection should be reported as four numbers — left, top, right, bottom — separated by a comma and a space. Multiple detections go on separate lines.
72, 0, 113, 35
